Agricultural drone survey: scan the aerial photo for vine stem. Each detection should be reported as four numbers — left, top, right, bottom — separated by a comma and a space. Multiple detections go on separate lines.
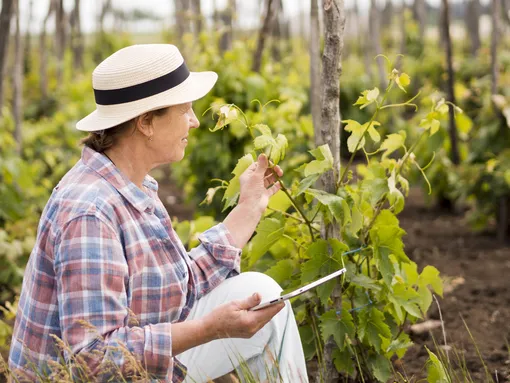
337, 81, 395, 187
272, 173, 316, 241
266, 206, 320, 232
245, 120, 316, 242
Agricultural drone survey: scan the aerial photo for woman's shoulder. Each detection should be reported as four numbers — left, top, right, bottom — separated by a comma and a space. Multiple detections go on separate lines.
46, 161, 124, 227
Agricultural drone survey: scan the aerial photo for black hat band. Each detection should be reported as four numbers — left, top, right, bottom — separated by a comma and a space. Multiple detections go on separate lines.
93, 61, 190, 106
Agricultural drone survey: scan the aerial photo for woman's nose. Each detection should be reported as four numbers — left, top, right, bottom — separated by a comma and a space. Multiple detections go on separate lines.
190, 108, 200, 129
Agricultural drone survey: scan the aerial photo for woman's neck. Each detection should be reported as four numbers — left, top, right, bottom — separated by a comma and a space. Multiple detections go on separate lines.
104, 145, 151, 190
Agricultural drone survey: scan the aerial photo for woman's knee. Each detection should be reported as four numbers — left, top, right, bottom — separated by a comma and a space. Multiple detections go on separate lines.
236, 272, 283, 301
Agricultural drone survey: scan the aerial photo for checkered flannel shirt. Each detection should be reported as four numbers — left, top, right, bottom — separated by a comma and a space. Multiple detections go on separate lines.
9, 146, 241, 382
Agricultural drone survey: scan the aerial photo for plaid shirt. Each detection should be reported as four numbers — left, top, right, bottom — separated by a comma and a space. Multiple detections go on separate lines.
9, 146, 241, 382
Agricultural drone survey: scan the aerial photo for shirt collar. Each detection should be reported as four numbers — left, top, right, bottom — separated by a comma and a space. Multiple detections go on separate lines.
81, 146, 159, 214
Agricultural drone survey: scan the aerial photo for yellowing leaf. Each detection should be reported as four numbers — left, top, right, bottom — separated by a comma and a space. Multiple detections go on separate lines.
435, 98, 449, 115
353, 88, 380, 109
380, 131, 406, 159
367, 87, 380, 102
304, 145, 334, 177
343, 119, 365, 153
396, 73, 411, 92
222, 154, 254, 211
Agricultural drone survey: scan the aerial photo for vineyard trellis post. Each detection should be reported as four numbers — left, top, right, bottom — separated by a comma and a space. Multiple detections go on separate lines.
316, 0, 346, 381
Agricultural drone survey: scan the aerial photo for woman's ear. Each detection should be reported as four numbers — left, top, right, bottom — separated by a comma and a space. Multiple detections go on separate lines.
135, 112, 154, 139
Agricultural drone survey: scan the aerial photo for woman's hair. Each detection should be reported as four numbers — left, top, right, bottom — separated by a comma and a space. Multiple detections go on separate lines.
81, 107, 169, 152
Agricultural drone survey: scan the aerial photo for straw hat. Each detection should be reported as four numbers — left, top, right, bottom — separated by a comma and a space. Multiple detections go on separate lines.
76, 44, 218, 132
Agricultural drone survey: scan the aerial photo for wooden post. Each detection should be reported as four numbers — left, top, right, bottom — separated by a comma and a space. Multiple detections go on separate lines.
369, 0, 387, 90
252, 0, 274, 73
55, 0, 66, 84
466, 0, 481, 57
491, 0, 509, 242
310, 0, 321, 140
0, 0, 15, 112
412, 0, 426, 43
441, 0, 460, 165
70, 0, 84, 71
40, 0, 56, 98
317, 0, 345, 379
13, 0, 23, 154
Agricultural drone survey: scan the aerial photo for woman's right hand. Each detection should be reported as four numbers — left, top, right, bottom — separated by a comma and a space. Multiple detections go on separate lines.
202, 293, 285, 340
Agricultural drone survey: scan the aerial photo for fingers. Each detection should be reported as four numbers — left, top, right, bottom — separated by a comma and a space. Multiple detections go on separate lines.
256, 154, 269, 174
237, 293, 262, 310
273, 165, 283, 177
251, 302, 285, 324
265, 182, 281, 197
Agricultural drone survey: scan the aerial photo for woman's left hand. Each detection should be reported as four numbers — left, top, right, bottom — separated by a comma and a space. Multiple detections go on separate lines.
238, 154, 283, 215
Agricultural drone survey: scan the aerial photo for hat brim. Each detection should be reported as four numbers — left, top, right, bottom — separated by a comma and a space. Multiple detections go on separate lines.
76, 71, 218, 132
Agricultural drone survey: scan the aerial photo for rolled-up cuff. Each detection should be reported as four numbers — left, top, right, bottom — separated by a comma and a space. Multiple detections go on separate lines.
197, 223, 241, 274
144, 322, 187, 382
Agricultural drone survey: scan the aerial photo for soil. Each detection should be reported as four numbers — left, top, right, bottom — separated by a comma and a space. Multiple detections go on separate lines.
397, 188, 510, 382
135, 174, 510, 382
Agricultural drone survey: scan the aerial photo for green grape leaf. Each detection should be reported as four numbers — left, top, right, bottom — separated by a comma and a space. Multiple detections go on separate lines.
319, 308, 355, 351
265, 259, 295, 284
212, 105, 238, 131
305, 189, 351, 225
252, 123, 272, 136
299, 325, 316, 361
222, 154, 254, 211
386, 332, 413, 359
349, 274, 382, 292
420, 117, 441, 136
425, 346, 449, 383
370, 210, 408, 263
354, 87, 380, 109
435, 98, 449, 115
252, 126, 288, 164
253, 134, 274, 150
387, 169, 405, 214
200, 185, 226, 206
266, 190, 292, 215
301, 239, 348, 304
417, 283, 433, 313
296, 174, 320, 196
348, 205, 364, 236
367, 124, 381, 143
390, 283, 423, 318
343, 120, 381, 153
358, 308, 391, 351
343, 120, 365, 153
304, 144, 334, 177
332, 348, 355, 375
272, 134, 288, 164
401, 262, 419, 286
380, 130, 406, 159
245, 217, 284, 267
368, 353, 392, 383
418, 265, 443, 296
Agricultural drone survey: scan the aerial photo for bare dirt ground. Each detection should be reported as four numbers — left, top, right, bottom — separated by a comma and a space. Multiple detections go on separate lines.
398, 188, 510, 382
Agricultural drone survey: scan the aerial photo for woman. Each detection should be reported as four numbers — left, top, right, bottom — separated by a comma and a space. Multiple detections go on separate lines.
8, 44, 308, 382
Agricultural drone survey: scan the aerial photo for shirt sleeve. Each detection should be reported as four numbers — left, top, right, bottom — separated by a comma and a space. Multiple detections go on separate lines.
54, 214, 185, 382
186, 223, 242, 299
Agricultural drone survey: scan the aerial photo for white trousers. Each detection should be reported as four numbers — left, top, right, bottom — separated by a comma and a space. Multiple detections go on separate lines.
178, 272, 309, 382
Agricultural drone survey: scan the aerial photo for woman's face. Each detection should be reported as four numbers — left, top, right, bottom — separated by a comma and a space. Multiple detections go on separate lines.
150, 102, 199, 164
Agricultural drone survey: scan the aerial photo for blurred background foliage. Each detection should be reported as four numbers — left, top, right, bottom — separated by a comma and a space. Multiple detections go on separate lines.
0, 0, 510, 379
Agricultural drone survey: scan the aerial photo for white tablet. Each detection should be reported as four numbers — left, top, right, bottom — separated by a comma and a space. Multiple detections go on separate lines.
250, 267, 347, 311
